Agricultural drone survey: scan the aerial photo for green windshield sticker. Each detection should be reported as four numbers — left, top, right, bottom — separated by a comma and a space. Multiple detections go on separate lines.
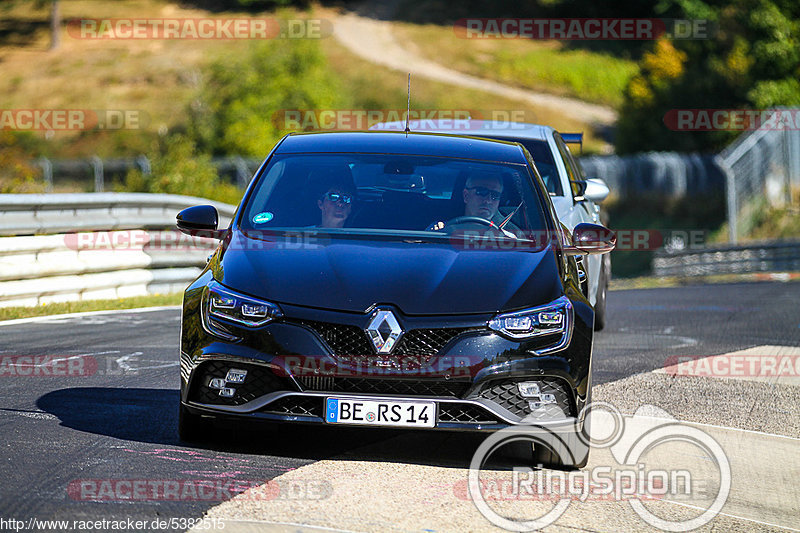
252, 212, 273, 224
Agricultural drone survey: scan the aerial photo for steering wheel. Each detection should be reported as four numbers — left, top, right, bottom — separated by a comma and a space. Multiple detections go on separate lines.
426, 216, 495, 231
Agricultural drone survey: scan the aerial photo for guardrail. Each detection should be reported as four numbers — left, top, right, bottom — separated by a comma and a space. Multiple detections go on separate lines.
0, 193, 236, 307
653, 240, 800, 277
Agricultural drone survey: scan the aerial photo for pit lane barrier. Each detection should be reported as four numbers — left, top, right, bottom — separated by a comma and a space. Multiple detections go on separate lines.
653, 239, 800, 277
0, 193, 236, 307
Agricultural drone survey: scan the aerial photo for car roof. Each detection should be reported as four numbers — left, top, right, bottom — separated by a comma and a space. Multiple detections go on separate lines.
370, 120, 553, 141
275, 131, 530, 163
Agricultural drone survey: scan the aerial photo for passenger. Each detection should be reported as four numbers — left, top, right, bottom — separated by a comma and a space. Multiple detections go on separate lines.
317, 181, 355, 228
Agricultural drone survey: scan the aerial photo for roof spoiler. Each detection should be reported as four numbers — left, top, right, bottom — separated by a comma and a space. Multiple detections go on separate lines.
561, 132, 583, 153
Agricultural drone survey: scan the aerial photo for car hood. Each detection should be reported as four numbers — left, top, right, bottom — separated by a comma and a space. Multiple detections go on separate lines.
215, 231, 563, 315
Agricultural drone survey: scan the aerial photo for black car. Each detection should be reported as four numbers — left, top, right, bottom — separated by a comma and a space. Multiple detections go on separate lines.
177, 131, 615, 467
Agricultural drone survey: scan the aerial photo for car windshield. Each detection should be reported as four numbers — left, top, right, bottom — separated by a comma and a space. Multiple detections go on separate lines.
474, 137, 562, 197
239, 153, 548, 238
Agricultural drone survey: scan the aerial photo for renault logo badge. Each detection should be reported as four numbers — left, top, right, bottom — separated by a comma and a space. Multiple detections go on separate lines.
366, 309, 403, 354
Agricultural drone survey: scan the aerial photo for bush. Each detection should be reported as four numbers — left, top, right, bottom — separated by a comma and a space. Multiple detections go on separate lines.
0, 131, 45, 193
188, 37, 347, 156
119, 134, 242, 205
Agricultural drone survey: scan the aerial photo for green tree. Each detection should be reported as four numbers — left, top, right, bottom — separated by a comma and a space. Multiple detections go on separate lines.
616, 0, 800, 153
188, 38, 346, 156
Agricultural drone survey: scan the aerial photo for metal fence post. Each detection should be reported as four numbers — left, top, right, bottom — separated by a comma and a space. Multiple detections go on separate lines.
715, 155, 737, 244
90, 156, 104, 192
136, 155, 151, 175
37, 157, 53, 192
233, 157, 250, 189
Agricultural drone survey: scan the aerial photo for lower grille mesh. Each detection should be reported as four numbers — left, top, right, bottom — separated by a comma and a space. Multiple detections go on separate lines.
479, 378, 573, 419
189, 360, 290, 406
299, 376, 469, 397
262, 396, 323, 418
438, 404, 500, 424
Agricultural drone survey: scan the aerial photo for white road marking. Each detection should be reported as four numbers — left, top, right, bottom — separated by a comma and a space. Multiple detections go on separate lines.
0, 409, 57, 421
0, 305, 179, 327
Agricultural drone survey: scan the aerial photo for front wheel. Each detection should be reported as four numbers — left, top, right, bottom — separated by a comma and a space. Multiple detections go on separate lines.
593, 255, 610, 331
502, 430, 589, 470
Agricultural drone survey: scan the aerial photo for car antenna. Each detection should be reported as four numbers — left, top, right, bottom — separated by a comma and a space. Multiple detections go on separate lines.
404, 73, 411, 135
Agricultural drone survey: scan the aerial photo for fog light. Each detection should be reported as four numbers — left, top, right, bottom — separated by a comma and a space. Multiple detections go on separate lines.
219, 387, 236, 398
209, 378, 226, 390
226, 369, 248, 384
517, 382, 541, 397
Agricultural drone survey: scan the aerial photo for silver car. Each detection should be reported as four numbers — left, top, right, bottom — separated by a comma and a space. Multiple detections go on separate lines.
371, 120, 612, 329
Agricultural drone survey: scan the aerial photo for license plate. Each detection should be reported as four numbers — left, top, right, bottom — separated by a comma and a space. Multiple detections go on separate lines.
325, 398, 436, 428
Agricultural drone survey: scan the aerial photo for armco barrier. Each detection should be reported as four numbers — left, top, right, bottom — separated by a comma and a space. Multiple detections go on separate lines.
0, 193, 236, 307
653, 240, 800, 277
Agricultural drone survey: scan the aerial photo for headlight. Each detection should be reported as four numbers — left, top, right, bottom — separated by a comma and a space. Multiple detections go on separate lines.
202, 281, 283, 340
488, 296, 572, 343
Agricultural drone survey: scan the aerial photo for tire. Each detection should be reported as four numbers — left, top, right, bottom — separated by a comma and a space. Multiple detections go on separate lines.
178, 404, 208, 442
593, 255, 610, 331
532, 429, 589, 470
501, 430, 589, 470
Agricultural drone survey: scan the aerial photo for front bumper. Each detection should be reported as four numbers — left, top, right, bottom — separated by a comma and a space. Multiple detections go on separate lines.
179, 278, 594, 432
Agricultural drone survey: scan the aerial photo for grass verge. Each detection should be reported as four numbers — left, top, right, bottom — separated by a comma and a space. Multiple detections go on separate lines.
610, 272, 800, 291
392, 23, 637, 109
0, 293, 183, 322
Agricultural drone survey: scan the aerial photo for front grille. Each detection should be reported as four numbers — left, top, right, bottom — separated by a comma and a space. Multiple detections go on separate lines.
295, 320, 472, 360
189, 360, 291, 406
299, 376, 470, 397
262, 396, 323, 418
438, 404, 500, 424
479, 378, 573, 419
296, 320, 374, 356
393, 328, 471, 356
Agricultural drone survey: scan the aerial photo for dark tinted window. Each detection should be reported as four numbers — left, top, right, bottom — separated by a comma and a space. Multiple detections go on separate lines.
478, 137, 562, 196
240, 153, 547, 236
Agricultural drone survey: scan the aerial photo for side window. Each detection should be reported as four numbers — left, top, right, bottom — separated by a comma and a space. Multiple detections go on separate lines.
553, 134, 583, 199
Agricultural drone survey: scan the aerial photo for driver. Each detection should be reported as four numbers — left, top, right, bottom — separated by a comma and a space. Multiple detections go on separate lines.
463, 172, 504, 221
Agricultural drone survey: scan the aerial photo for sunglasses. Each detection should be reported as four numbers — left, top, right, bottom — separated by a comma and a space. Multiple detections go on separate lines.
323, 192, 353, 204
465, 186, 502, 201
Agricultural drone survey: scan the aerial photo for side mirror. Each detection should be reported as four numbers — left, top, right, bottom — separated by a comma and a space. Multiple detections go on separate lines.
584, 178, 610, 203
176, 205, 222, 238
565, 223, 616, 255
570, 180, 588, 201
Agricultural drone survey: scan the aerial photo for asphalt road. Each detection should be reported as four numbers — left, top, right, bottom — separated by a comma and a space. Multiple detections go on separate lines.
0, 281, 798, 532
